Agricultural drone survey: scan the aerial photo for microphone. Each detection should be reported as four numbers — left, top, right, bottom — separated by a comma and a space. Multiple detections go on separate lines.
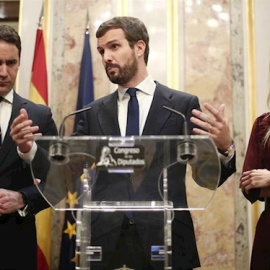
59, 106, 92, 137
49, 106, 91, 164
163, 105, 197, 164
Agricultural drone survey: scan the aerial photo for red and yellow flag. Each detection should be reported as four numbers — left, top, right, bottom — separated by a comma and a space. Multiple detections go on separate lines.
30, 28, 48, 105
29, 27, 51, 270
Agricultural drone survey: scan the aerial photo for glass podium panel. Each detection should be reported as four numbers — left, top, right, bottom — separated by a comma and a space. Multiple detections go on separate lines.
31, 135, 220, 211
31, 135, 220, 270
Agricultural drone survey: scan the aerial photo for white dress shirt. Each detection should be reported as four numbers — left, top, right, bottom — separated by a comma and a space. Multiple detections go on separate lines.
117, 75, 156, 136
0, 90, 13, 143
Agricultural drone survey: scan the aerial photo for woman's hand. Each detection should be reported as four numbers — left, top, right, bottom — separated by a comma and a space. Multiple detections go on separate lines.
240, 169, 270, 194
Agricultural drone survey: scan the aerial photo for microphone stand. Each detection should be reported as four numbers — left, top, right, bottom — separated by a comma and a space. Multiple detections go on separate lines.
163, 106, 197, 164
49, 106, 91, 164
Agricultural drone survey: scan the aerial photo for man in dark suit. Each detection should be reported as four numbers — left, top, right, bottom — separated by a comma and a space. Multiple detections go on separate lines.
73, 16, 236, 269
0, 25, 57, 269
11, 16, 236, 270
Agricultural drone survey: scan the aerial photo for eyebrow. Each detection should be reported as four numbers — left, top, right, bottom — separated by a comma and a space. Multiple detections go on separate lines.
0, 58, 18, 64
97, 38, 121, 49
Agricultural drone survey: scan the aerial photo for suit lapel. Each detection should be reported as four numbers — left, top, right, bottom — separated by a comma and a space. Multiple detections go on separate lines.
97, 91, 121, 136
0, 92, 27, 166
143, 83, 174, 135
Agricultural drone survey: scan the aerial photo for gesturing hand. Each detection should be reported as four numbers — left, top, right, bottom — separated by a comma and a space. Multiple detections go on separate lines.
190, 103, 232, 152
10, 108, 41, 153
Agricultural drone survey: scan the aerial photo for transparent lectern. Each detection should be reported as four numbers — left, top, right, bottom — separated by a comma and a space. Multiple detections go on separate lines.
30, 135, 220, 270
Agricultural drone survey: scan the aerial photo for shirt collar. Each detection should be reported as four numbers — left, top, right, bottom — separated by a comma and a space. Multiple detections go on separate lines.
118, 75, 156, 100
1, 89, 14, 104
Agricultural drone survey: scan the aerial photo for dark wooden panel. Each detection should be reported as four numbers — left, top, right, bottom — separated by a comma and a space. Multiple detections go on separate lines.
0, 1, 20, 21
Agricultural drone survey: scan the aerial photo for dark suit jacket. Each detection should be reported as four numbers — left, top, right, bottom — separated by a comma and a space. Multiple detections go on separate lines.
0, 91, 57, 270
75, 82, 236, 269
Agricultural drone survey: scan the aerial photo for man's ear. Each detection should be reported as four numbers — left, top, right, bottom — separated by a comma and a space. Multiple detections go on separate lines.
135, 40, 146, 59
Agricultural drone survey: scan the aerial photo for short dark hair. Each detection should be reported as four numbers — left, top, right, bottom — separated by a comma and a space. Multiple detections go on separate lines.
96, 16, 149, 65
0, 25, 21, 59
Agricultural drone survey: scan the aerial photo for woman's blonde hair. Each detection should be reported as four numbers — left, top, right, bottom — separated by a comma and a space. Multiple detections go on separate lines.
263, 63, 270, 147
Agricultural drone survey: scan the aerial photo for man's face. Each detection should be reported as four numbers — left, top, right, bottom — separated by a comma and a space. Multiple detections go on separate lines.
0, 40, 19, 96
97, 28, 138, 86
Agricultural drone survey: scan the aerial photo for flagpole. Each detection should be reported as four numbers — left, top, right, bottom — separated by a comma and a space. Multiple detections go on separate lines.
38, 3, 44, 29
86, 10, 89, 33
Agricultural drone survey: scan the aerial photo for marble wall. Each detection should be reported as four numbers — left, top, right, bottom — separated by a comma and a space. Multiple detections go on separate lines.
182, 0, 248, 269
20, 0, 249, 269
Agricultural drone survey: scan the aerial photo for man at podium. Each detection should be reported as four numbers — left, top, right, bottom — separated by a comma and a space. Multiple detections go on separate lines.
74, 16, 236, 270
11, 16, 236, 270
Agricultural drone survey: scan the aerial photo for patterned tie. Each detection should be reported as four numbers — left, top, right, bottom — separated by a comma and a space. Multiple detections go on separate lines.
126, 88, 139, 136
0, 96, 3, 150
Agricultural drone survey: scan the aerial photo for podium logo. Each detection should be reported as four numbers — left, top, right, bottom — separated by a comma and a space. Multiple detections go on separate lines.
96, 145, 145, 170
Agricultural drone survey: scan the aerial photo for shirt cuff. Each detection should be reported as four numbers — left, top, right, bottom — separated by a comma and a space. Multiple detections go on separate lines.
219, 151, 234, 165
17, 142, 37, 163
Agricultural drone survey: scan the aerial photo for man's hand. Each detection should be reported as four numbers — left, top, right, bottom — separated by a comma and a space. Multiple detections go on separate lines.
10, 108, 41, 153
190, 103, 233, 152
0, 189, 25, 215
